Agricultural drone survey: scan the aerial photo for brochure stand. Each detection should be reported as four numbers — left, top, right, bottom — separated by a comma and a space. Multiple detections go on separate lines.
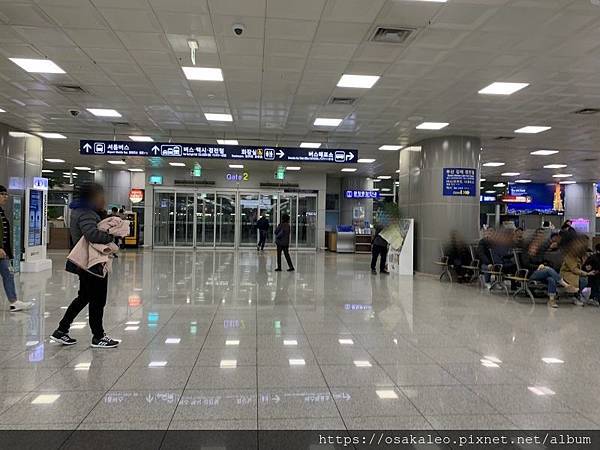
382, 219, 414, 276
21, 187, 52, 272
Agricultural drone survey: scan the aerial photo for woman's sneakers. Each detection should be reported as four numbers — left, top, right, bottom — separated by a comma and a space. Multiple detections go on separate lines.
91, 335, 120, 348
9, 300, 32, 312
50, 330, 77, 346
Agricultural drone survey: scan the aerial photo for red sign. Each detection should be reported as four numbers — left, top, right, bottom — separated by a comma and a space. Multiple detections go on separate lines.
129, 189, 144, 204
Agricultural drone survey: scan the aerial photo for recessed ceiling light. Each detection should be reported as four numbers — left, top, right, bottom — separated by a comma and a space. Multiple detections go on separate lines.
377, 175, 391, 179
416, 122, 449, 130
0, 108, 5, 112
480, 178, 486, 182
300, 142, 321, 148
376, 389, 399, 399
44, 158, 65, 163
165, 338, 181, 344
485, 190, 496, 194
125, 321, 139, 325
515, 126, 551, 134
493, 183, 506, 187
124, 325, 139, 331
515, 179, 532, 183
544, 164, 567, 169
482, 162, 505, 167
74, 363, 91, 371
148, 361, 167, 368
31, 394, 60, 404
501, 172, 520, 176
283, 339, 298, 346
353, 360, 372, 367
560, 180, 576, 185
341, 168, 357, 172
405, 146, 422, 152
338, 338, 354, 345
289, 358, 306, 366
358, 158, 375, 163
86, 108, 121, 117
229, 164, 244, 169
41, 169, 53, 173
217, 139, 238, 145
314, 118, 342, 127
542, 357, 564, 364
478, 82, 529, 95
337, 74, 380, 89
552, 174, 572, 178
480, 359, 500, 368
37, 132, 66, 139
286, 166, 301, 171
182, 67, 223, 81
74, 166, 91, 171
220, 359, 237, 368
531, 149, 559, 156
483, 356, 502, 364
129, 135, 153, 142
9, 131, 32, 137
225, 340, 240, 346
88, 170, 96, 174
10, 58, 65, 74
528, 386, 555, 396
381, 188, 391, 192
378, 145, 403, 151
128, 168, 144, 172
205, 113, 233, 122
169, 162, 186, 167
108, 160, 126, 165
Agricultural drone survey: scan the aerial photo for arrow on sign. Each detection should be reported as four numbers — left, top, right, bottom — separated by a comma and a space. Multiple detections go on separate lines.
346, 152, 355, 161
83, 143, 91, 152
151, 145, 160, 155
276, 149, 285, 158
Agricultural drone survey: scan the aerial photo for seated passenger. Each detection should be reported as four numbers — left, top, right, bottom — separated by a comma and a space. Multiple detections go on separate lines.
443, 231, 471, 282
522, 230, 575, 308
560, 235, 595, 306
583, 244, 600, 306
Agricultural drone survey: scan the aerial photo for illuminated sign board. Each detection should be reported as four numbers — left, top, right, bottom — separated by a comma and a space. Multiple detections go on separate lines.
344, 190, 380, 199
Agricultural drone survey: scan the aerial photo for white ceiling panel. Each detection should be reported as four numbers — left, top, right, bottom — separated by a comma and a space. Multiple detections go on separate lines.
97, 8, 162, 32
0, 3, 53, 27
39, 4, 108, 29
266, 0, 325, 20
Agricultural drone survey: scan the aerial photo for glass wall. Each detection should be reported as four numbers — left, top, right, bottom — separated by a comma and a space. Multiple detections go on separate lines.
152, 189, 317, 249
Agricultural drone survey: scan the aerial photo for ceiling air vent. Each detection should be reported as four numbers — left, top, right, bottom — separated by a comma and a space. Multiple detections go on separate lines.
371, 27, 415, 44
574, 108, 600, 115
55, 84, 88, 94
493, 136, 515, 141
330, 97, 356, 106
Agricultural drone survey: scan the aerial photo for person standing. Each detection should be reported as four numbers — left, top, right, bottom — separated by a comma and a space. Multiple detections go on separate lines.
256, 212, 269, 251
371, 225, 389, 275
50, 183, 120, 348
274, 213, 294, 272
0, 185, 31, 312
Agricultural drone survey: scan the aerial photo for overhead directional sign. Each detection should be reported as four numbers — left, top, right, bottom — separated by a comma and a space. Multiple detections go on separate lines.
80, 140, 358, 164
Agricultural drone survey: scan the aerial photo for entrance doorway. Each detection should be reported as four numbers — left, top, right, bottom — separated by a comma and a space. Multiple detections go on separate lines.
153, 189, 317, 249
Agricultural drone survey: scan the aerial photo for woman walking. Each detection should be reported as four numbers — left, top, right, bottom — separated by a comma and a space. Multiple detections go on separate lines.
274, 213, 294, 272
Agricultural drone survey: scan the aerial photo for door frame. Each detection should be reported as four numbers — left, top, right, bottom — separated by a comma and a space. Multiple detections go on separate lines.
152, 187, 318, 250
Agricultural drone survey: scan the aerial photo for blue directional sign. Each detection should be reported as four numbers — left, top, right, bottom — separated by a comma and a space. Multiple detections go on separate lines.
344, 190, 380, 199
80, 140, 358, 164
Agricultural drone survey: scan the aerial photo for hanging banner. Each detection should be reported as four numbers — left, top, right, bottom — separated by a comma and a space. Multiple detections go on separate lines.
80, 140, 358, 164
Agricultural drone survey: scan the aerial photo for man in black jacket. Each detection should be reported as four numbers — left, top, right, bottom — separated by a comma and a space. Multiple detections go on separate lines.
256, 212, 269, 251
0, 185, 31, 312
371, 225, 389, 275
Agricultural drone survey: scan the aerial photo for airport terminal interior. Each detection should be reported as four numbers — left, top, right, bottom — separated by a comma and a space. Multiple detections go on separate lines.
2, 0, 600, 440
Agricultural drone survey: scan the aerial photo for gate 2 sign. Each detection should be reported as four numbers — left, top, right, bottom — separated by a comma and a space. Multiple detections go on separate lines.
443, 168, 476, 197
80, 140, 358, 164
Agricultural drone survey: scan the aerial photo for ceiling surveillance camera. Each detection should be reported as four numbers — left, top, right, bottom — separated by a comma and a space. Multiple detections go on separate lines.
232, 23, 245, 36
69, 109, 80, 117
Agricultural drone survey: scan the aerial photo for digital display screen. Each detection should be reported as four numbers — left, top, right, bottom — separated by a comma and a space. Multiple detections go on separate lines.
506, 183, 563, 214
28, 190, 43, 247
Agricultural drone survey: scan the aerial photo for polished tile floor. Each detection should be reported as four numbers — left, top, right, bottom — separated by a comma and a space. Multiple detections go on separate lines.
1, 249, 599, 430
